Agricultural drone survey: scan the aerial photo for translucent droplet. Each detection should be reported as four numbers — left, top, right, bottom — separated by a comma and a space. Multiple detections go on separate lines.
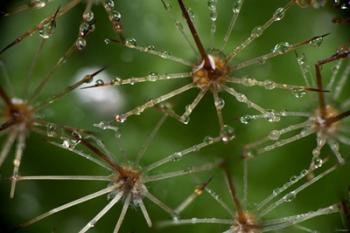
146, 72, 157, 82
214, 98, 225, 110
110, 10, 122, 22
310, 36, 324, 47
263, 80, 276, 90
170, 152, 182, 162
104, 38, 111, 45
47, 123, 57, 137
95, 79, 104, 86
264, 110, 280, 122
231, 0, 242, 14
115, 114, 127, 123
240, 115, 251, 125
83, 11, 94, 22
292, 87, 306, 98
203, 136, 214, 144
104, 0, 115, 11
268, 130, 281, 140
188, 8, 195, 20
221, 125, 235, 142
251, 26, 263, 38
272, 42, 290, 54
283, 191, 296, 202
39, 21, 56, 39
79, 22, 91, 37
236, 93, 247, 102
273, 7, 285, 21
313, 158, 323, 169
125, 38, 137, 48
75, 37, 87, 50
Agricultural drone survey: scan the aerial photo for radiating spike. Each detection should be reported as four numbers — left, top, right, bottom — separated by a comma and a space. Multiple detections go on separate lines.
145, 161, 220, 183
136, 114, 168, 163
0, 60, 14, 97
113, 194, 130, 233
327, 59, 343, 91
33, 67, 106, 111
144, 191, 175, 216
257, 128, 314, 155
144, 136, 221, 172
334, 64, 350, 100
295, 52, 312, 87
0, 130, 17, 168
337, 134, 350, 146
231, 33, 330, 70
180, 89, 208, 123
328, 140, 345, 165
205, 187, 233, 215
78, 192, 123, 233
2, 0, 51, 16
158, 218, 232, 228
222, 85, 266, 113
226, 0, 294, 62
212, 89, 225, 132
262, 204, 338, 232
83, 72, 191, 89
10, 132, 26, 199
175, 177, 212, 215
138, 200, 152, 227
115, 83, 195, 123
21, 185, 117, 227
222, 0, 245, 50
259, 165, 337, 217
16, 175, 111, 182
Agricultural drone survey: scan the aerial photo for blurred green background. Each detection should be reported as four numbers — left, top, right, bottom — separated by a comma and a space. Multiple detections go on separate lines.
0, 0, 350, 232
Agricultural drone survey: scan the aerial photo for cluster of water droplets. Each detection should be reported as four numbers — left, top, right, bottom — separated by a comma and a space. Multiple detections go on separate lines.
93, 121, 121, 138
104, 0, 123, 33
75, 9, 95, 50
61, 131, 82, 150
208, 0, 217, 33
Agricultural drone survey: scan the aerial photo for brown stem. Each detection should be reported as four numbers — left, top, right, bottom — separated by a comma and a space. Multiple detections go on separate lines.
0, 119, 16, 131
222, 163, 244, 215
315, 48, 350, 118
326, 110, 350, 126
177, 0, 211, 69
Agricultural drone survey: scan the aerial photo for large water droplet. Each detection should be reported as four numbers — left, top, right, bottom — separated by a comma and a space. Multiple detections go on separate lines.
221, 125, 235, 142
75, 37, 87, 50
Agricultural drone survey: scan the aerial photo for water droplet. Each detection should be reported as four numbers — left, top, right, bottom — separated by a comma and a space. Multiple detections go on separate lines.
188, 8, 195, 20
240, 115, 251, 125
310, 36, 324, 47
214, 98, 225, 110
79, 22, 91, 37
231, 0, 242, 14
83, 11, 94, 22
146, 72, 158, 82
115, 114, 127, 123
104, 0, 115, 11
110, 10, 122, 22
283, 191, 296, 202
125, 38, 137, 48
292, 87, 306, 98
251, 26, 263, 38
272, 42, 290, 54
273, 7, 285, 21
75, 37, 87, 50
236, 93, 247, 102
203, 136, 214, 143
313, 158, 323, 168
95, 79, 104, 86
104, 38, 111, 45
268, 130, 281, 140
263, 80, 276, 90
39, 20, 56, 39
47, 123, 57, 137
170, 152, 182, 162
221, 125, 235, 142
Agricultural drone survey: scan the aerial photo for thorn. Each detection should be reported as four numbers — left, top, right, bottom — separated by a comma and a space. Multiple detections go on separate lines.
305, 87, 330, 93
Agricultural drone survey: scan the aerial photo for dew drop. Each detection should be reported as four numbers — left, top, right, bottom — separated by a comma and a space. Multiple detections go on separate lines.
292, 87, 306, 98
268, 130, 281, 141
273, 7, 285, 21
125, 38, 137, 48
221, 125, 235, 142
283, 191, 296, 202
104, 0, 115, 11
110, 10, 122, 22
240, 115, 251, 125
95, 79, 104, 86
272, 42, 290, 54
39, 21, 56, 39
75, 37, 87, 50
104, 38, 111, 45
147, 72, 158, 81
214, 98, 225, 110
310, 36, 324, 47
83, 11, 94, 22
46, 123, 57, 137
115, 114, 127, 123
203, 136, 214, 144
251, 26, 263, 38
